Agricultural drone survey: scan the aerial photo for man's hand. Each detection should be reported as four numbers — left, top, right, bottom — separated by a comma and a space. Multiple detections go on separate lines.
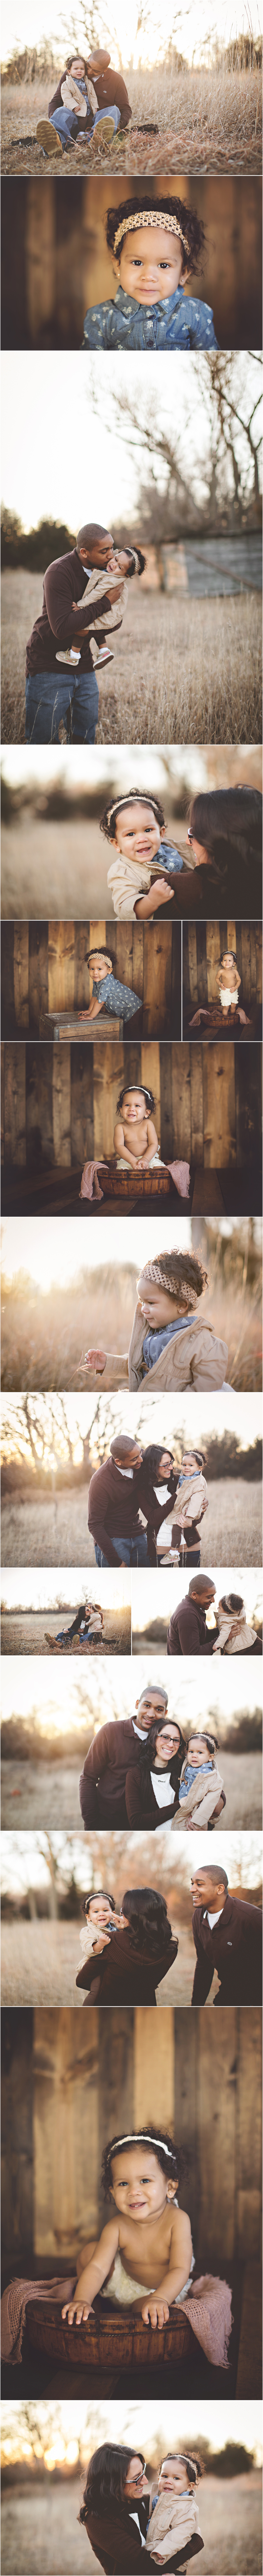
83, 1347, 107, 1374
141, 2297, 170, 2329
61, 2299, 94, 2324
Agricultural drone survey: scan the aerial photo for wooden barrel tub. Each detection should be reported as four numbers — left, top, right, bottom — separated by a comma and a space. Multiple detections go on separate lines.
95, 1163, 172, 1199
26, 2298, 194, 2372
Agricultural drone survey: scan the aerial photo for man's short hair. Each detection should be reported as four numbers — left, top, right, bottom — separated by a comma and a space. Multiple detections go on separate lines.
138, 1684, 168, 1707
192, 1866, 228, 1891
188, 1574, 215, 1597
110, 1434, 139, 1460
77, 522, 110, 550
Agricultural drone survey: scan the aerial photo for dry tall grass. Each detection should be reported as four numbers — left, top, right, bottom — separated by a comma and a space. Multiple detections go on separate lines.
1, 2472, 262, 2575
1, 574, 262, 747
1, 58, 262, 174
0, 1611, 131, 1654
1, 1477, 261, 1566
1, 1745, 261, 1830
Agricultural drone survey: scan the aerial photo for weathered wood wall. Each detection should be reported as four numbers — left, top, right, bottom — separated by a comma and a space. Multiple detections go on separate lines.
183, 922, 263, 1016
1, 2009, 262, 2264
1, 922, 181, 1042
1, 1040, 261, 1172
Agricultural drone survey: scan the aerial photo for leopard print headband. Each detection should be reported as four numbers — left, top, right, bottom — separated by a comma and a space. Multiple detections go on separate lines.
114, 208, 190, 254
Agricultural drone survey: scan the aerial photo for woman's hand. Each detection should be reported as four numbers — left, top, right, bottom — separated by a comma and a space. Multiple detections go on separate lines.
61, 2299, 94, 2324
82, 1347, 107, 1374
141, 2297, 170, 2329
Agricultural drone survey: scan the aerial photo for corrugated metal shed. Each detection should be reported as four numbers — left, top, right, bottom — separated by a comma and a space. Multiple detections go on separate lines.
183, 533, 262, 595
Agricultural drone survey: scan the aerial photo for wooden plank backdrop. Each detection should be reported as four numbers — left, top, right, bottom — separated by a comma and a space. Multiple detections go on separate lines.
2, 1041, 261, 1172
1, 922, 181, 1042
1, 2010, 262, 2263
183, 922, 263, 1016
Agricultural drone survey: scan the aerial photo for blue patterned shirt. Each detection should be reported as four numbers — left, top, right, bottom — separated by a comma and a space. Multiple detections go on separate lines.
154, 839, 183, 874
143, 1316, 193, 1369
179, 1761, 212, 1800
91, 972, 140, 1017
84, 283, 218, 350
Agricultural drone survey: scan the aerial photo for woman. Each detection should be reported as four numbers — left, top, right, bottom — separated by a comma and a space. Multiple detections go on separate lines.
126, 1720, 187, 1830
76, 1885, 178, 2006
170, 784, 262, 921
79, 2440, 199, 2571
136, 1445, 178, 1562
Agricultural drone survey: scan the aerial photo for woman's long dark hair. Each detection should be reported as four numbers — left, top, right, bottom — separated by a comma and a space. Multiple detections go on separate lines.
79, 2442, 145, 2524
188, 785, 263, 896
121, 1885, 173, 1954
140, 1717, 187, 1789
137, 1443, 175, 1502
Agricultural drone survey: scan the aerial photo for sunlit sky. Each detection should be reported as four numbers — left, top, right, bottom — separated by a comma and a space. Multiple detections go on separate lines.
1, 352, 259, 535
0, 1566, 129, 1613
1, 1389, 261, 1466
1, 2394, 262, 2468
2, 745, 259, 794
2, 1215, 261, 1297
1, 0, 262, 66
1, 1652, 131, 1724
1, 1823, 261, 1895
133, 1565, 263, 1629
1, 1642, 262, 1723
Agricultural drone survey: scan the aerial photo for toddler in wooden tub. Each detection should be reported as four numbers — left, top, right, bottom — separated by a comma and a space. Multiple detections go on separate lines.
61, 2122, 232, 2371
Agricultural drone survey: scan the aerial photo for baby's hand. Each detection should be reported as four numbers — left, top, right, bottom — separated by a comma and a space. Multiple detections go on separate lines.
61, 2299, 94, 2324
141, 2297, 170, 2329
82, 1347, 107, 1374
153, 877, 173, 904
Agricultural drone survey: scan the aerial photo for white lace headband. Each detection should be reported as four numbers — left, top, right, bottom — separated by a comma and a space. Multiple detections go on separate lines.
114, 208, 190, 254
104, 791, 161, 825
111, 2133, 174, 2157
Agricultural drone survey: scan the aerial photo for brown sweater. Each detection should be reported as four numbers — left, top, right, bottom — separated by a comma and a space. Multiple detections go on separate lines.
192, 1892, 263, 2005
78, 1920, 178, 2003
167, 1598, 218, 1656
79, 1714, 142, 1826
26, 548, 111, 677
49, 68, 132, 125
87, 1456, 172, 1566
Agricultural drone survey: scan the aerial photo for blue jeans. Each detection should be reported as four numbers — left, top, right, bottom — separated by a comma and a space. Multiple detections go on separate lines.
94, 1534, 148, 1568
25, 669, 99, 745
51, 103, 120, 151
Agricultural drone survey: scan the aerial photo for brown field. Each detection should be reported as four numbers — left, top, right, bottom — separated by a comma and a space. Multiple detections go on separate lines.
1, 1913, 194, 2005
1, 573, 262, 748
1, 1477, 261, 1569
1, 58, 262, 175
1, 2472, 262, 2574
0, 1610, 130, 1655
1, 1268, 262, 1395
1, 1747, 262, 1833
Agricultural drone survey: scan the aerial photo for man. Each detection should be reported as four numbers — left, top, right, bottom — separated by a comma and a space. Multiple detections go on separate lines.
79, 1681, 171, 1828
37, 47, 132, 158
167, 1574, 218, 1656
191, 1865, 262, 2005
88, 1432, 147, 1567
25, 522, 123, 746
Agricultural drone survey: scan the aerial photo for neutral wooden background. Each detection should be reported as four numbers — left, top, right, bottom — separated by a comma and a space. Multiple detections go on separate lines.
1, 1037, 261, 1172
1, 2007, 262, 2266
2, 175, 262, 351
1, 919, 181, 1041
183, 920, 263, 1017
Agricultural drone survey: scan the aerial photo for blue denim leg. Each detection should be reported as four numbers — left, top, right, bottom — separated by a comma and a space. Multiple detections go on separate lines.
50, 106, 79, 149
25, 670, 98, 745
91, 104, 120, 136
94, 1534, 147, 1567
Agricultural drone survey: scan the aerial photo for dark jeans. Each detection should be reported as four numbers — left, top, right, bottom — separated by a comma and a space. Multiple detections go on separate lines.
94, 1534, 148, 1568
25, 668, 99, 744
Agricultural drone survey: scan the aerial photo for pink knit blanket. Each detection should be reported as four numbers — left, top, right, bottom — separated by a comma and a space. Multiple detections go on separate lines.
1, 2268, 231, 2368
80, 1160, 190, 1200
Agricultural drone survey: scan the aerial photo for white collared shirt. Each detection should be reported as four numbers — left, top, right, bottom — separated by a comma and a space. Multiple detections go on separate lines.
133, 1720, 148, 1737
114, 1463, 134, 1478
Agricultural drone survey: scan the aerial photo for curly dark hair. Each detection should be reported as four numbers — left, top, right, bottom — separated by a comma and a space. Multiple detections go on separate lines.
186, 1729, 219, 1753
123, 547, 146, 576
220, 1591, 244, 1612
161, 2451, 205, 2486
100, 788, 165, 843
79, 2443, 146, 2525
101, 2124, 185, 2200
85, 947, 114, 969
82, 1889, 115, 1920
139, 1716, 187, 1789
116, 1082, 155, 1115
121, 1886, 174, 1954
220, 948, 237, 965
105, 191, 206, 278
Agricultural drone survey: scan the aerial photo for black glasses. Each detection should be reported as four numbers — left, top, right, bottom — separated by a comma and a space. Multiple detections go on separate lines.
126, 2471, 146, 2489
187, 828, 194, 844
